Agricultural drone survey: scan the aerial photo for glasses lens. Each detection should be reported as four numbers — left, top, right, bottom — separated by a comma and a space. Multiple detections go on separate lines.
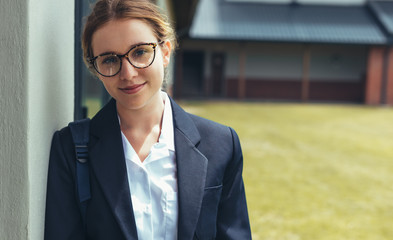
128, 44, 155, 68
95, 54, 121, 76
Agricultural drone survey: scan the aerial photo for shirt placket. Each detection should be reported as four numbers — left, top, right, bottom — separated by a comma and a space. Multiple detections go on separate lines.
129, 160, 154, 237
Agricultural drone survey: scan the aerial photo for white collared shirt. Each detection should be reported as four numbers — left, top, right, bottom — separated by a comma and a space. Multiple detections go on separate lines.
121, 93, 178, 240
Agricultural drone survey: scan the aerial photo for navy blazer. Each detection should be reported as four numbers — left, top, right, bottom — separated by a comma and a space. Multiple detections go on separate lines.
45, 98, 251, 240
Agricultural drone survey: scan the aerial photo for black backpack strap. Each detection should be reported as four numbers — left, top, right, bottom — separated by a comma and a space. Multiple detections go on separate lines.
68, 119, 91, 228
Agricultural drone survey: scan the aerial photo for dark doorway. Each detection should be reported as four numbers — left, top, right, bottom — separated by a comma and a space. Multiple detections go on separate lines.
181, 51, 204, 97
211, 52, 225, 97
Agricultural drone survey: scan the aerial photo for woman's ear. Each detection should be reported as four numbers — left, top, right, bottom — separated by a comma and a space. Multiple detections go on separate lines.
161, 41, 172, 67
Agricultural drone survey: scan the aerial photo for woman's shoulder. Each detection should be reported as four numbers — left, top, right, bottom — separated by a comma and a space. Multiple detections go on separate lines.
185, 112, 238, 143
170, 98, 236, 140
182, 112, 242, 166
53, 124, 72, 141
52, 118, 91, 148
187, 113, 229, 132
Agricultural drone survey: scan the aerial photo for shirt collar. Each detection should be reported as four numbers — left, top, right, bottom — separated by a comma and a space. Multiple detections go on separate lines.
159, 92, 175, 152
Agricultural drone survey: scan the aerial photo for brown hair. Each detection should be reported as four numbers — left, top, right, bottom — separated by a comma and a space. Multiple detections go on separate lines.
82, 0, 177, 71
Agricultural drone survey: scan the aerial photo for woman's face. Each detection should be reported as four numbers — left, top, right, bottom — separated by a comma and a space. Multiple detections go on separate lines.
91, 18, 171, 111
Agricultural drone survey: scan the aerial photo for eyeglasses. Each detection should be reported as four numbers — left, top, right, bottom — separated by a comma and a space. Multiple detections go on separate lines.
88, 42, 162, 77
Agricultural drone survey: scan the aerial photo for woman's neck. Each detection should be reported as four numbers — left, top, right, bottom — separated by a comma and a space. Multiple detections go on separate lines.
117, 92, 165, 133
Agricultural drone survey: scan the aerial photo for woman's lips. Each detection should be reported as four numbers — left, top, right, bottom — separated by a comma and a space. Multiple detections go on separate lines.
119, 83, 146, 94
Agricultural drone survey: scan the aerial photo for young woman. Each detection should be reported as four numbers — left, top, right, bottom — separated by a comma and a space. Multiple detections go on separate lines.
45, 0, 251, 239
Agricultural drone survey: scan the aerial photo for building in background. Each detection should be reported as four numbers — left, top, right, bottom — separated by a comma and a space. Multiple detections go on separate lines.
174, 0, 393, 105
75, 0, 393, 119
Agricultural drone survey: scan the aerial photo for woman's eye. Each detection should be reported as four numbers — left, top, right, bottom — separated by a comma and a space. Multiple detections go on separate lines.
133, 48, 148, 58
101, 56, 118, 65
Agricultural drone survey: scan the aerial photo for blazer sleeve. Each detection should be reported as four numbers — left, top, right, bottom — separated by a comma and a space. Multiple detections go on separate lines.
44, 130, 85, 240
216, 127, 252, 239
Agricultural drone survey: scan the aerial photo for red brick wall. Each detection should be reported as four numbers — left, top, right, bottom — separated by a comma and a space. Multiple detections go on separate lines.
226, 79, 302, 100
386, 48, 393, 105
365, 47, 384, 105
226, 78, 364, 102
309, 81, 364, 102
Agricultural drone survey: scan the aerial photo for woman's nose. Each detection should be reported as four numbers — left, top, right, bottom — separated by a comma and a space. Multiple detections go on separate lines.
119, 57, 138, 80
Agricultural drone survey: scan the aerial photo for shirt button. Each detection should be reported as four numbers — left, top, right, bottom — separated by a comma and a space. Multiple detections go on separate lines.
144, 205, 151, 213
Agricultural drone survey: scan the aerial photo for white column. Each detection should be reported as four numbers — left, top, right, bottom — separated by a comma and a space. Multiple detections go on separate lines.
0, 0, 74, 239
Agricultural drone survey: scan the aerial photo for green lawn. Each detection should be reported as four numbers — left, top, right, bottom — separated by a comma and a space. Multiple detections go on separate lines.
180, 101, 393, 240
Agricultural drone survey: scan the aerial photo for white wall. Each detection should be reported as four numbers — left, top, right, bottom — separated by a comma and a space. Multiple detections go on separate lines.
309, 45, 367, 82
182, 40, 368, 84
243, 43, 304, 80
0, 0, 74, 239
0, 1, 29, 239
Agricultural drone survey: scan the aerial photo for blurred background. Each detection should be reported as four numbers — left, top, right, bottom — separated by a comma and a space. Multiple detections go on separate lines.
76, 0, 393, 119
75, 0, 393, 239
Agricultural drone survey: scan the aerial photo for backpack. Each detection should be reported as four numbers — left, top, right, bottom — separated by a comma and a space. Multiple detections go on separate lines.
68, 119, 91, 228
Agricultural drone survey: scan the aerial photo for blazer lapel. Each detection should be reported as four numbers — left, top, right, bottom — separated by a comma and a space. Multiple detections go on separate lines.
89, 99, 138, 240
171, 99, 208, 240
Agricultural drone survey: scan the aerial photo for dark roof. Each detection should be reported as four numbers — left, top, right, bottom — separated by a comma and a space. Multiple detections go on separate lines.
189, 0, 387, 45
369, 0, 393, 36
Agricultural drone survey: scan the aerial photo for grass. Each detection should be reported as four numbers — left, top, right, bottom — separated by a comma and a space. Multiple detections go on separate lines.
179, 101, 393, 240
